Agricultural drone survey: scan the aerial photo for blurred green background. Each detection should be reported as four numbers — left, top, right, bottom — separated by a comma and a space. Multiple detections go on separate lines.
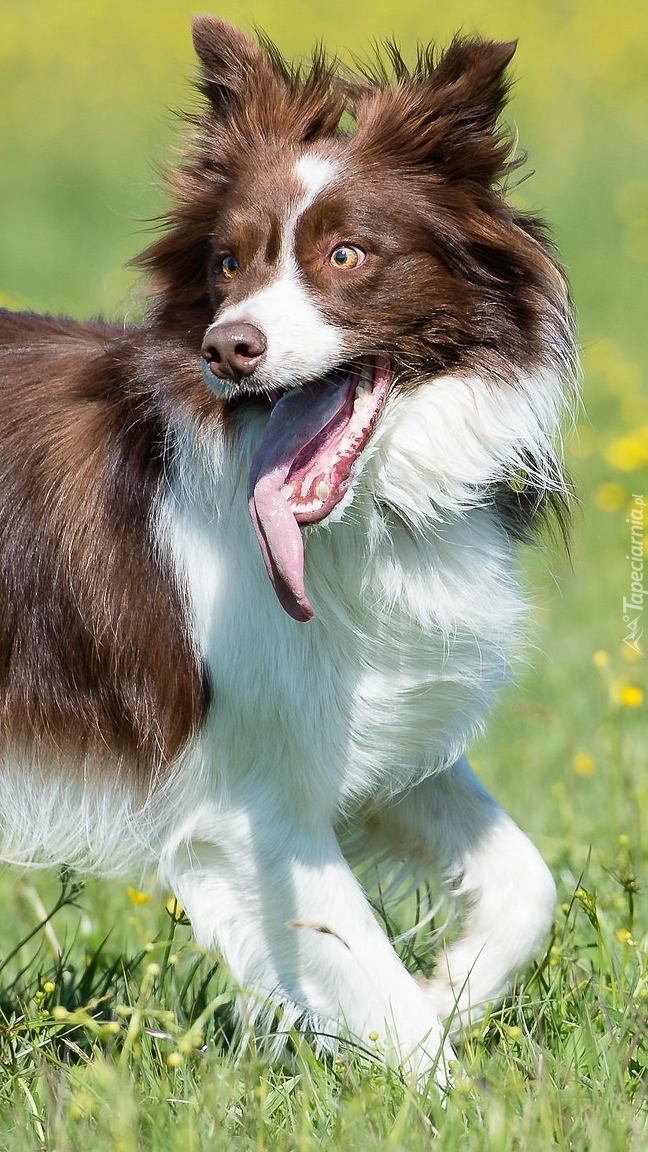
1, 10, 647, 1138
1, 0, 647, 346
0, 0, 647, 860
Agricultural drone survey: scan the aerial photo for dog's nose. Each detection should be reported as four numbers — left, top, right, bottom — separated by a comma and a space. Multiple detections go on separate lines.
201, 322, 267, 381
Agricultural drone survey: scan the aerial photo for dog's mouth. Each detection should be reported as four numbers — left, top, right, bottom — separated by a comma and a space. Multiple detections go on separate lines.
247, 354, 392, 622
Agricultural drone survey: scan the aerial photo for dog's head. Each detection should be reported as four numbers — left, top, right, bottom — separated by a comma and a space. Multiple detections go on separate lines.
139, 19, 576, 621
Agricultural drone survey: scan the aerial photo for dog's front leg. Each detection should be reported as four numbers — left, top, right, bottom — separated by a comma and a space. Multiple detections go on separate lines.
159, 803, 452, 1082
353, 757, 556, 1036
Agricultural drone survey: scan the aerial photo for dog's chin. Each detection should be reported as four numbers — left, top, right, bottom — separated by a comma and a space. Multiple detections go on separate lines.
200, 357, 274, 404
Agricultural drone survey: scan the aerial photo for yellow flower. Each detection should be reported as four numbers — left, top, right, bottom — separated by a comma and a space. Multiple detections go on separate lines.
573, 752, 595, 777
166, 895, 184, 920
616, 928, 634, 945
42, 980, 56, 994
594, 482, 626, 511
604, 436, 648, 472
619, 685, 643, 707
127, 886, 152, 905
593, 650, 610, 668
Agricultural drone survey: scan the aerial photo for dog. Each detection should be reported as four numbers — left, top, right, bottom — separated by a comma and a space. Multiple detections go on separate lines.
0, 17, 576, 1081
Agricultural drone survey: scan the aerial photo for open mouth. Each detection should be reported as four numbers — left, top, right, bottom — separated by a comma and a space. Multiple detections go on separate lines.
247, 354, 392, 622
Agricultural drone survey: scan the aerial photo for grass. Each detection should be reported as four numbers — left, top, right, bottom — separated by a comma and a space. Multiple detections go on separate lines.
1, 654, 647, 1152
1, 0, 648, 1146
2, 487, 646, 1151
0, 831, 647, 1149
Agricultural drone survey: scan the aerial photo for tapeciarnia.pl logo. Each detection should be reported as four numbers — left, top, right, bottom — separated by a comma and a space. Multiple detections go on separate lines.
623, 494, 645, 655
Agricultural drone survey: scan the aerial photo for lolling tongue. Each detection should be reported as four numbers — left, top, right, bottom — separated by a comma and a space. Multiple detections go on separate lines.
248, 355, 391, 621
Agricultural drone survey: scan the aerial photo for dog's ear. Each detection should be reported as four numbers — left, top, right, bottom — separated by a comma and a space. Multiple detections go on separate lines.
191, 17, 280, 114
354, 38, 517, 186
191, 17, 343, 141
424, 37, 516, 137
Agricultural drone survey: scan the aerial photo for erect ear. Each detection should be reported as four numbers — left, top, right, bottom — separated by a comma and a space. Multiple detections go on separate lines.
425, 37, 516, 134
191, 17, 344, 141
191, 16, 285, 114
354, 37, 518, 185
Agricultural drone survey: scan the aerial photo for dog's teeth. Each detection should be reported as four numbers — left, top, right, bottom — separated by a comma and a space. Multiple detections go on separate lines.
281, 484, 293, 499
316, 480, 329, 501
354, 383, 371, 412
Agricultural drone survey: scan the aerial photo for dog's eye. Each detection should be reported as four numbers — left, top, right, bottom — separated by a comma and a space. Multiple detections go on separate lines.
329, 245, 365, 270
220, 255, 239, 280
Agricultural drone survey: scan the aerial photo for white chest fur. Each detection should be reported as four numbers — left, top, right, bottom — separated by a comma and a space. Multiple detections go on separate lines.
151, 393, 554, 1081
162, 395, 525, 821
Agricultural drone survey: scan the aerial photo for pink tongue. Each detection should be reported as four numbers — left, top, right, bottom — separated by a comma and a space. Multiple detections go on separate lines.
248, 357, 390, 622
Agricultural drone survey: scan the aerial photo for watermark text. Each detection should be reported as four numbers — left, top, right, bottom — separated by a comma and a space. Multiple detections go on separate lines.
623, 493, 645, 655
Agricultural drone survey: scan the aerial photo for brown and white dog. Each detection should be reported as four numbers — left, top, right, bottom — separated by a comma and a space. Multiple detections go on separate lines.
0, 18, 576, 1080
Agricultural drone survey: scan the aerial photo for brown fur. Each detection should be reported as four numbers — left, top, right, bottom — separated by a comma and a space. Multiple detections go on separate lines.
135, 20, 345, 342
136, 23, 572, 398
0, 22, 573, 774
0, 311, 208, 771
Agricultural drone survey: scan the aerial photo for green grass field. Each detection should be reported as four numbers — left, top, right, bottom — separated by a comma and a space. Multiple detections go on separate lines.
1, 0, 647, 1147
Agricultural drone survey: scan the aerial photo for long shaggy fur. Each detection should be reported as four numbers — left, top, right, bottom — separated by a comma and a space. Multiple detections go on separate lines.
0, 19, 576, 1082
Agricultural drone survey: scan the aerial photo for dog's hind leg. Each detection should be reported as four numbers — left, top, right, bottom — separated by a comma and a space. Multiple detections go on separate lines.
349, 756, 556, 1036
158, 802, 453, 1082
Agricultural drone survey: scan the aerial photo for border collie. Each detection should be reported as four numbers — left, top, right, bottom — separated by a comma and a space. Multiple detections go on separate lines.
0, 17, 576, 1081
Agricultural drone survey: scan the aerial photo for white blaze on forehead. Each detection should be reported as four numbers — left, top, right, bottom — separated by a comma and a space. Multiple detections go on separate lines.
293, 153, 338, 207
276, 153, 338, 265
210, 152, 344, 389
278, 154, 338, 263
